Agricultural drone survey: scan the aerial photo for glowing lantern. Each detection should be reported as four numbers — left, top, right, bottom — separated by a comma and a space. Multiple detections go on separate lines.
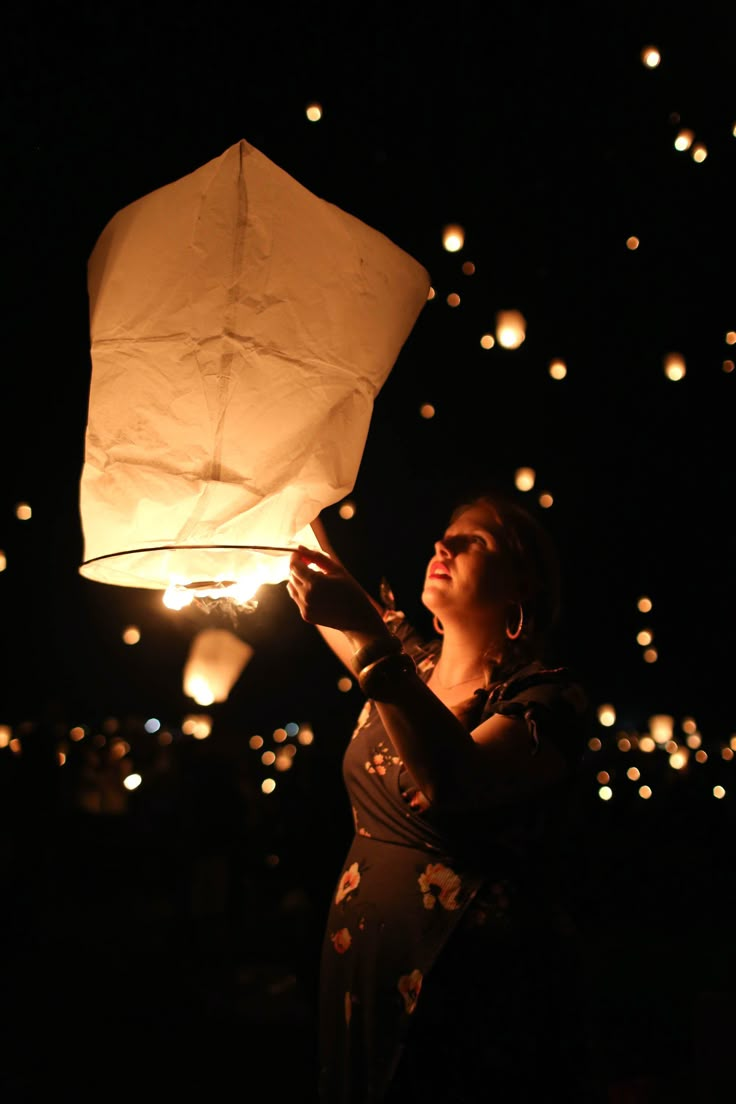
649, 715, 674, 745
495, 310, 526, 349
514, 466, 536, 492
664, 352, 686, 380
442, 224, 465, 252
78, 139, 430, 606
183, 628, 254, 705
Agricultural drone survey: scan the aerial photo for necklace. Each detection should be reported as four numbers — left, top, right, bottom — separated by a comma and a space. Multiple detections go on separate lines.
432, 667, 484, 690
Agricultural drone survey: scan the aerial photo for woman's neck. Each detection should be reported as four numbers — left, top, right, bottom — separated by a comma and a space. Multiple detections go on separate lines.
432, 628, 500, 690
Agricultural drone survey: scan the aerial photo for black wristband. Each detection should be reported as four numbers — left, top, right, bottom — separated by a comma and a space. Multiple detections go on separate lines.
352, 632, 403, 675
358, 651, 417, 700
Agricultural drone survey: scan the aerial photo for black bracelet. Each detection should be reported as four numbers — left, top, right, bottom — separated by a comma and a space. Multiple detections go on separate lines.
352, 633, 403, 675
358, 651, 417, 700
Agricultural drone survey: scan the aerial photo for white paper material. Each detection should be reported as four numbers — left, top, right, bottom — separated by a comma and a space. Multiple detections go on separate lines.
79, 138, 430, 592
183, 628, 253, 704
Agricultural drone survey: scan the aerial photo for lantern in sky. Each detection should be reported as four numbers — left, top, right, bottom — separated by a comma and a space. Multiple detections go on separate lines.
495, 310, 526, 349
78, 139, 430, 606
183, 628, 253, 705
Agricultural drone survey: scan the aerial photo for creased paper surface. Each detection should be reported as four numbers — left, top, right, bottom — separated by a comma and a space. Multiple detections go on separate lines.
79, 139, 430, 590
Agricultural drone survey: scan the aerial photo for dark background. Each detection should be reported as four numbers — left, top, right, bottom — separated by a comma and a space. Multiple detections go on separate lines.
2, 4, 735, 1100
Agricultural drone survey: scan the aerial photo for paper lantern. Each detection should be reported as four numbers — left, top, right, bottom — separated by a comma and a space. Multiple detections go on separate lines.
78, 139, 430, 605
183, 628, 253, 705
495, 309, 526, 349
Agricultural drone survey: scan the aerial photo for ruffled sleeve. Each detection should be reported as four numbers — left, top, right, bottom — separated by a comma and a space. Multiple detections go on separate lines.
479, 663, 590, 774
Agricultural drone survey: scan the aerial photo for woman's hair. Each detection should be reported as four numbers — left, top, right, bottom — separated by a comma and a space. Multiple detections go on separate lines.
448, 488, 562, 679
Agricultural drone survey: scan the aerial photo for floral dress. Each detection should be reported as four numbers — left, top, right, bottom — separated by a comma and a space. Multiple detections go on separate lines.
317, 612, 591, 1104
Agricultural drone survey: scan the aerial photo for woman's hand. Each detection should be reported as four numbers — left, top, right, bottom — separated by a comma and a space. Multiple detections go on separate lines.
287, 546, 387, 641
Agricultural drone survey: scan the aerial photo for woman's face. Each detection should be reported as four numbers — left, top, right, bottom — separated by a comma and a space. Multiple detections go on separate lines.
421, 502, 514, 623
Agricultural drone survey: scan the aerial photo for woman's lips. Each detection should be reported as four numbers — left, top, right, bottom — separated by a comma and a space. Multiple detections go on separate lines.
428, 561, 451, 580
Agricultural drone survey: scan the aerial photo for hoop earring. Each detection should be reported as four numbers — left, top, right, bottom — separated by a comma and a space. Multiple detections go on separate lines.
505, 602, 524, 641
433, 616, 444, 636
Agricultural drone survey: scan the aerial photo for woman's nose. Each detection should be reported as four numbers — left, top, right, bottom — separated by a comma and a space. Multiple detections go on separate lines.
434, 539, 451, 557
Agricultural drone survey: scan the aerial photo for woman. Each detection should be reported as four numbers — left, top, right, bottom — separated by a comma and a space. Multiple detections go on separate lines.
287, 490, 599, 1103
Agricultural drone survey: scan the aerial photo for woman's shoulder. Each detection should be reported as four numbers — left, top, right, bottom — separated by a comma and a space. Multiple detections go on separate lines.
481, 660, 590, 735
490, 660, 587, 706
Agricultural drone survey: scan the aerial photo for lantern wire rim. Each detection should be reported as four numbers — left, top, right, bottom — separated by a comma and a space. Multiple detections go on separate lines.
80, 543, 299, 568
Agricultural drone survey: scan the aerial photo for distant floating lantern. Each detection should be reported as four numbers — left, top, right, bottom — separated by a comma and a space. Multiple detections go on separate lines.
640, 45, 661, 68
495, 310, 526, 349
548, 359, 567, 380
183, 628, 253, 705
674, 129, 694, 151
649, 714, 674, 745
597, 704, 616, 727
442, 224, 465, 252
664, 352, 686, 380
669, 747, 689, 770
78, 139, 430, 608
305, 102, 323, 122
514, 466, 536, 492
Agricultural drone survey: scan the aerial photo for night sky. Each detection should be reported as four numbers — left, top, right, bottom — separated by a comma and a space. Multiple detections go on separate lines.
4, 4, 734, 735
3, 4, 736, 1098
